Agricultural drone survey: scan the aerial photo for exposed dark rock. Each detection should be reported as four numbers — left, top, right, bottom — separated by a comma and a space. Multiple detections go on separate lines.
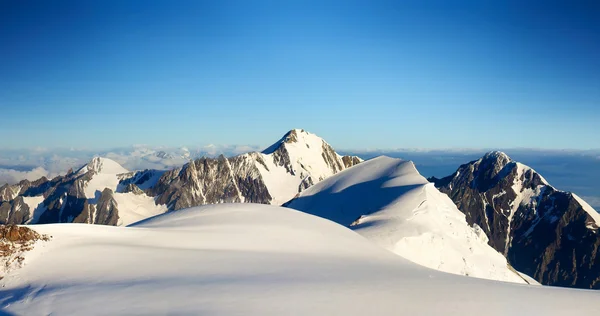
94, 188, 119, 225
321, 143, 345, 175
122, 183, 144, 195
270, 143, 294, 174
117, 169, 164, 192
341, 155, 362, 169
0, 197, 31, 225
432, 151, 600, 289
152, 155, 272, 210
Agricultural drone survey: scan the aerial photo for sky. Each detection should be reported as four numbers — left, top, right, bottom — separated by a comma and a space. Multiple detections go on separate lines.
1, 0, 599, 150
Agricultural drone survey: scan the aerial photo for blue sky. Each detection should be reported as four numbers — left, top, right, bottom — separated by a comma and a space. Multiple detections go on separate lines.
1, 0, 599, 149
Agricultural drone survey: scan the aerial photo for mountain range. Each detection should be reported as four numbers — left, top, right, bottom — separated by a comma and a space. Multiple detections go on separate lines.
1, 129, 600, 291
0, 129, 361, 226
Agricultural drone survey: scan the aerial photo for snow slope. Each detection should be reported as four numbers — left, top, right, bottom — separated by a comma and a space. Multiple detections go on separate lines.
112, 192, 167, 226
21, 196, 46, 224
76, 157, 129, 200
1, 204, 598, 315
573, 193, 600, 230
286, 156, 527, 283
257, 129, 358, 204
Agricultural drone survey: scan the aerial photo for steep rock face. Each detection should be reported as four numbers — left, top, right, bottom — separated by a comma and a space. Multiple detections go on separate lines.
122, 183, 144, 195
431, 151, 600, 289
0, 177, 51, 203
149, 129, 363, 209
94, 189, 119, 225
151, 154, 271, 210
341, 155, 362, 168
37, 174, 92, 224
0, 197, 31, 225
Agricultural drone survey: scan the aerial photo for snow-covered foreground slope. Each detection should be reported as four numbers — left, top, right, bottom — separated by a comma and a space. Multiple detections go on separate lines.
1, 204, 598, 315
286, 156, 527, 283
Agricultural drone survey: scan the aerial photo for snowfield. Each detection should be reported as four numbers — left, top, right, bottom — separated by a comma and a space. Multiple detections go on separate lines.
286, 156, 529, 283
1, 204, 599, 315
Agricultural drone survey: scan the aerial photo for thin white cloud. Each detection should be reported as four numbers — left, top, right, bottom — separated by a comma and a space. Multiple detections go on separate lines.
0, 144, 264, 185
0, 167, 50, 185
232, 145, 262, 155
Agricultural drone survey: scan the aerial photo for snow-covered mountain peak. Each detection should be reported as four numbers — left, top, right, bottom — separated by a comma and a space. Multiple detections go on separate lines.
483, 151, 511, 160
262, 129, 321, 154
480, 151, 512, 167
76, 157, 129, 176
469, 151, 516, 183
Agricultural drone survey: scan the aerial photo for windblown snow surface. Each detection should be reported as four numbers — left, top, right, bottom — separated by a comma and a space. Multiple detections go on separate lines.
286, 156, 528, 283
1, 203, 598, 315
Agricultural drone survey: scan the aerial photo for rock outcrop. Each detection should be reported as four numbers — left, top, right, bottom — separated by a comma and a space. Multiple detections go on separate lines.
430, 151, 600, 289
1, 225, 50, 279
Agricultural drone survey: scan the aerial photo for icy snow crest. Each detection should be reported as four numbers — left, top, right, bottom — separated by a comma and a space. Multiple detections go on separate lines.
76, 157, 129, 176
256, 129, 361, 204
286, 156, 527, 283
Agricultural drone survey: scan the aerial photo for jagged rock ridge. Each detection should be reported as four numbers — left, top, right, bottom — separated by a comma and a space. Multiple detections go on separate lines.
0, 129, 362, 226
430, 151, 600, 289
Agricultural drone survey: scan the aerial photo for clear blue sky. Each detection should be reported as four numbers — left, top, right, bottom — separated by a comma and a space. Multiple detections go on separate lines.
1, 0, 599, 149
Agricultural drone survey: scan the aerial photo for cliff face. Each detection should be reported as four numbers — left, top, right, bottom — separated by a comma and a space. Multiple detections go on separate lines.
151, 154, 272, 210
150, 129, 363, 209
431, 152, 600, 289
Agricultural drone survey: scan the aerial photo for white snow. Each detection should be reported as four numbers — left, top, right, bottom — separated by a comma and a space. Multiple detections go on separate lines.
253, 129, 357, 204
517, 271, 541, 285
286, 156, 527, 283
21, 196, 44, 214
573, 193, 600, 229
505, 162, 548, 253
253, 154, 300, 204
79, 157, 130, 200
83, 174, 121, 199
1, 203, 598, 315
3, 184, 22, 201
22, 196, 46, 224
76, 157, 129, 176
516, 162, 550, 186
112, 192, 168, 226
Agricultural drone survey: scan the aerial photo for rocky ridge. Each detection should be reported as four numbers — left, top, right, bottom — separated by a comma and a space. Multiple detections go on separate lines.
430, 151, 600, 288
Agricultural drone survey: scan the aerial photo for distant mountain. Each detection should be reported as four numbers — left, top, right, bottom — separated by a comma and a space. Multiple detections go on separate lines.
0, 129, 361, 226
430, 151, 600, 289
0, 157, 166, 226
285, 156, 529, 284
